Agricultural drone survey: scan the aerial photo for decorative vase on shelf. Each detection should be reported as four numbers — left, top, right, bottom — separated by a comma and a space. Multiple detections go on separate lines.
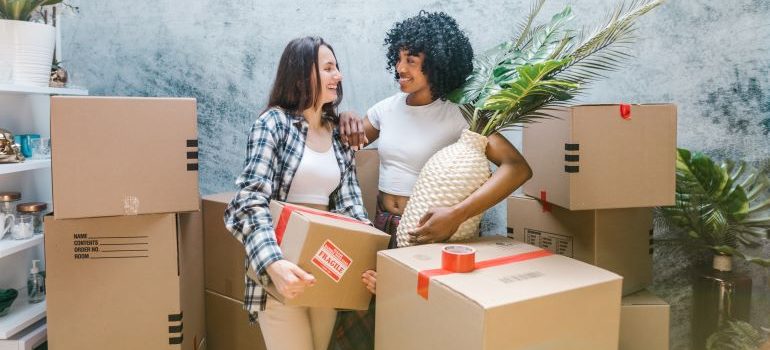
0, 19, 56, 87
692, 254, 753, 350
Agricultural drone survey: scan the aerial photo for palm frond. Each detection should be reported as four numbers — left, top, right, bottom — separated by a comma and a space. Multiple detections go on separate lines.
553, 0, 664, 85
706, 321, 766, 350
513, 0, 546, 49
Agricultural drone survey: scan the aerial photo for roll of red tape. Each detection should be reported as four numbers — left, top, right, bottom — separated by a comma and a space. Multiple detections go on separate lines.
441, 245, 476, 273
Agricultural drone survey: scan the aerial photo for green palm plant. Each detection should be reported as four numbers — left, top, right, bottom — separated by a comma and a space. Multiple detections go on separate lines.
447, 0, 665, 136
706, 320, 767, 350
0, 0, 62, 21
658, 148, 770, 266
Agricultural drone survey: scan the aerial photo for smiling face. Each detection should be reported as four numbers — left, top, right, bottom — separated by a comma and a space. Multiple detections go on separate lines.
395, 49, 430, 97
314, 45, 343, 107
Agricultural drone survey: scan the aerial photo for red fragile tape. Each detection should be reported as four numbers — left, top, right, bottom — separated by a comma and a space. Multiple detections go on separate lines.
417, 247, 553, 299
274, 203, 366, 245
620, 104, 632, 120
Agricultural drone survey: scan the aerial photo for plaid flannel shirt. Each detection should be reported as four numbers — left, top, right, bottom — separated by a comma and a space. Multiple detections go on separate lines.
224, 107, 371, 320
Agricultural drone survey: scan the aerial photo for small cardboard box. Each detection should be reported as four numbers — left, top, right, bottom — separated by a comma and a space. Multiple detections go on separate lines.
51, 96, 200, 219
355, 149, 379, 222
522, 104, 677, 210
246, 201, 390, 310
506, 195, 652, 295
376, 237, 622, 350
45, 212, 205, 350
203, 192, 246, 302
205, 290, 266, 350
620, 290, 670, 350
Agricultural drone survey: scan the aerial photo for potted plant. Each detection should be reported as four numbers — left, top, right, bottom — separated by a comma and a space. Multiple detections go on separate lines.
0, 0, 63, 86
395, 0, 666, 246
658, 148, 770, 349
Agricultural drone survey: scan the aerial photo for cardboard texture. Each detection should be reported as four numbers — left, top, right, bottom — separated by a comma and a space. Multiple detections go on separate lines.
355, 148, 379, 222
506, 195, 652, 295
253, 201, 390, 310
45, 212, 205, 350
375, 236, 622, 350
50, 96, 200, 219
522, 104, 677, 210
205, 290, 266, 350
620, 290, 670, 350
203, 193, 246, 302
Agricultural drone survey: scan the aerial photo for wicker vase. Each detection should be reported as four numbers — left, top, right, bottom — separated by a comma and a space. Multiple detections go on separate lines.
395, 129, 491, 247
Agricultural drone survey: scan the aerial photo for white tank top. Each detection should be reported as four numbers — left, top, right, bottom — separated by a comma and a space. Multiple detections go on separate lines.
286, 145, 341, 205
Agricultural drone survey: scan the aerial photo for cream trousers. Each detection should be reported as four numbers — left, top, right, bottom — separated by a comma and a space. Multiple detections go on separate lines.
258, 296, 337, 350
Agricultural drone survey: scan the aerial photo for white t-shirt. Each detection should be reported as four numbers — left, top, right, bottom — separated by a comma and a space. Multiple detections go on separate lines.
367, 93, 468, 196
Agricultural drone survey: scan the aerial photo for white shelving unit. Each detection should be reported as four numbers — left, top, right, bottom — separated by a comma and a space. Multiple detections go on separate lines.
0, 84, 87, 344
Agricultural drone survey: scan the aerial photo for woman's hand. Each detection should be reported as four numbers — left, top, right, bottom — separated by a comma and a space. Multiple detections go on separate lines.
409, 206, 465, 244
266, 260, 316, 299
362, 269, 377, 295
339, 111, 369, 151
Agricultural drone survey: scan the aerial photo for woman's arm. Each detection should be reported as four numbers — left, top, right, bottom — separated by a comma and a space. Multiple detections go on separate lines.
409, 132, 532, 244
224, 110, 315, 298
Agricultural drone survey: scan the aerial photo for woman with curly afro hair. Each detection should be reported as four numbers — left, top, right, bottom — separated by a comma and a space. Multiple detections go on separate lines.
331, 11, 532, 350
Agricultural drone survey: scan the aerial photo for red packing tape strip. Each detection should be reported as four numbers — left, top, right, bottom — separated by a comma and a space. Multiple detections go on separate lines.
620, 104, 632, 120
539, 191, 551, 213
274, 203, 365, 245
417, 248, 553, 299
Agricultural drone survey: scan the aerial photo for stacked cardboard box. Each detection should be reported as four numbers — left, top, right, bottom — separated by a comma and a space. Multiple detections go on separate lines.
202, 194, 267, 350
375, 237, 623, 350
513, 103, 676, 348
44, 97, 205, 350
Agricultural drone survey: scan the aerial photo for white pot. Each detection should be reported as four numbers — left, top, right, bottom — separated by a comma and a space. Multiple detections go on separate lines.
0, 19, 56, 87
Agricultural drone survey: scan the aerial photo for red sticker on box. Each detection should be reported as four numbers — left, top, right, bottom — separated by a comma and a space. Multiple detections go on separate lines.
311, 240, 352, 282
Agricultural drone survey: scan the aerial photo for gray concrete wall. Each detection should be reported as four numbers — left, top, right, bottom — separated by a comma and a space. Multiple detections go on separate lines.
60, 1, 770, 348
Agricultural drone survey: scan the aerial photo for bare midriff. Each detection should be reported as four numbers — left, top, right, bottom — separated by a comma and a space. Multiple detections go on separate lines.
291, 203, 329, 211
379, 191, 409, 216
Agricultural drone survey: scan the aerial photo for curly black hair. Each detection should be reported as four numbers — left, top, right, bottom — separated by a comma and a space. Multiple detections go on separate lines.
384, 11, 474, 100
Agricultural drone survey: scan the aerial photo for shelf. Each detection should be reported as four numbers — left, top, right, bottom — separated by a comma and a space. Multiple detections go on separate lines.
0, 161, 51, 176
0, 84, 87, 96
0, 295, 45, 340
0, 236, 43, 259
0, 319, 46, 350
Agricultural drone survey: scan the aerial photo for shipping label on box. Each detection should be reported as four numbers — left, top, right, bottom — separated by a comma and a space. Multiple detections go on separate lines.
375, 236, 622, 350
522, 104, 677, 210
507, 195, 652, 295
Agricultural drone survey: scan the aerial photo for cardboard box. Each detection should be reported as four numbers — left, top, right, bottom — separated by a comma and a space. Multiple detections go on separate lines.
355, 149, 379, 222
506, 195, 652, 295
51, 96, 200, 219
203, 192, 246, 302
522, 104, 677, 210
205, 290, 266, 350
45, 212, 206, 350
620, 290, 670, 350
253, 201, 390, 310
375, 236, 622, 350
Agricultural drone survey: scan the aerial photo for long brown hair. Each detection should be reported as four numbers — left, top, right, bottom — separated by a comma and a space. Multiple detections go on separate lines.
267, 36, 342, 123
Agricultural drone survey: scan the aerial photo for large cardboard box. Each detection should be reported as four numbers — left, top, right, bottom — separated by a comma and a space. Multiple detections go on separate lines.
376, 236, 623, 350
355, 149, 379, 222
506, 195, 652, 295
205, 290, 266, 350
522, 104, 676, 210
45, 212, 206, 350
203, 192, 246, 302
51, 96, 200, 219
620, 290, 670, 350
251, 201, 390, 310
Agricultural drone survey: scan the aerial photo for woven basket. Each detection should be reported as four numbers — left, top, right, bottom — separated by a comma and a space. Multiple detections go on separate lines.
396, 130, 491, 247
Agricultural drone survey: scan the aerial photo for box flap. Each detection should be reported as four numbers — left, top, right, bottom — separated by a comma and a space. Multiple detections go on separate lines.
622, 289, 668, 306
